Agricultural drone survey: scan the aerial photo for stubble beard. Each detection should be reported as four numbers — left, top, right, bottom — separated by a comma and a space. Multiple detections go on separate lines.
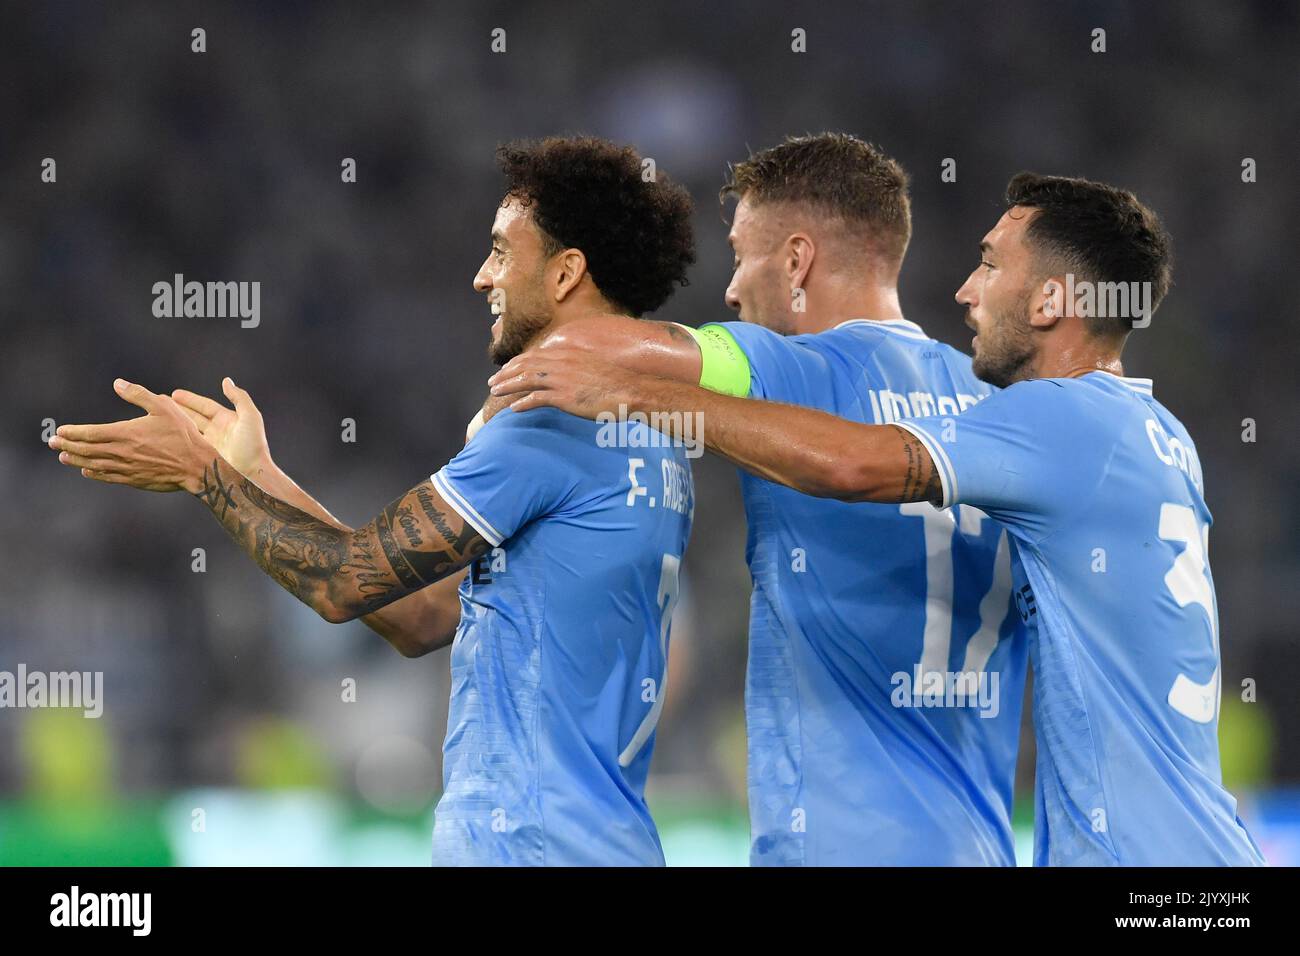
971, 292, 1037, 389
488, 294, 552, 367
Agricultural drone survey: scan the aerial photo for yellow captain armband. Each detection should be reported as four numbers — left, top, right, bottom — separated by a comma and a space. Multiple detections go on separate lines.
679, 323, 752, 397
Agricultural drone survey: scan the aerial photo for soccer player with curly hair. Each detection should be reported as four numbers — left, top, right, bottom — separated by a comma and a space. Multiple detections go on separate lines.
50, 137, 698, 866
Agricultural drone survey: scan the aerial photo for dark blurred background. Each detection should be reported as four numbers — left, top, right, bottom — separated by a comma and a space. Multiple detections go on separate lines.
1, 0, 1296, 864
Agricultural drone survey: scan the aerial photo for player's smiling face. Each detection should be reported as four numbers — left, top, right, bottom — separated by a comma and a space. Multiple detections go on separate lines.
474, 198, 555, 366
724, 197, 799, 335
956, 208, 1039, 388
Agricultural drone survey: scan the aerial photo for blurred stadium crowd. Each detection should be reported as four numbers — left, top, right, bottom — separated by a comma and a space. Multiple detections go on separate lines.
1, 1, 1296, 863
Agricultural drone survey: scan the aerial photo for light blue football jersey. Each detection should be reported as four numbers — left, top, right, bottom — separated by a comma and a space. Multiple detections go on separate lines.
428, 406, 694, 866
714, 318, 1028, 866
898, 371, 1265, 865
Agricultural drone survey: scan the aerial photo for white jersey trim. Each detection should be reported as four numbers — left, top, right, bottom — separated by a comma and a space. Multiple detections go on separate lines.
893, 420, 957, 510
431, 469, 505, 547
1089, 369, 1155, 396
833, 317, 931, 342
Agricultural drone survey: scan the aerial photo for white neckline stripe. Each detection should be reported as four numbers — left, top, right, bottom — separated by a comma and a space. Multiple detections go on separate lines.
833, 317, 931, 341
893, 421, 958, 509
1089, 369, 1155, 395
431, 470, 505, 547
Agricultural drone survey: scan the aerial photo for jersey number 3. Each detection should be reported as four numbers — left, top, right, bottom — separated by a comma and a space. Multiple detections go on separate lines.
1160, 502, 1219, 724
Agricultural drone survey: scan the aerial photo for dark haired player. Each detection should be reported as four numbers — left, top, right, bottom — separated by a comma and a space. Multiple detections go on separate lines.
50, 137, 699, 867
491, 134, 1027, 866
492, 173, 1266, 865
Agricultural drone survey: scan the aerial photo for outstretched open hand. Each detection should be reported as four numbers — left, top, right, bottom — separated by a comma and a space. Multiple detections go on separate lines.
171, 377, 272, 477
49, 379, 215, 493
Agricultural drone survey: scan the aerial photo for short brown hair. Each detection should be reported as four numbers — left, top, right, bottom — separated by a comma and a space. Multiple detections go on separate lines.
1006, 172, 1173, 334
721, 132, 912, 260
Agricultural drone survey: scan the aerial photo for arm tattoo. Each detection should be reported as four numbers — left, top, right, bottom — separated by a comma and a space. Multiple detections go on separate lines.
193, 457, 489, 621
197, 458, 241, 521
894, 429, 943, 506
243, 478, 350, 595
659, 321, 694, 345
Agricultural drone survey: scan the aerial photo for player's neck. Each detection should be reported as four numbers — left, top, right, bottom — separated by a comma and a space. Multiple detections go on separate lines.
1029, 337, 1127, 382
530, 301, 632, 347
794, 281, 904, 335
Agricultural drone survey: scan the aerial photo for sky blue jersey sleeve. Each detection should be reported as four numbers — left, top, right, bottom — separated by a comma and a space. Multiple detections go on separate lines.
895, 379, 1110, 540
431, 407, 581, 547
705, 321, 863, 405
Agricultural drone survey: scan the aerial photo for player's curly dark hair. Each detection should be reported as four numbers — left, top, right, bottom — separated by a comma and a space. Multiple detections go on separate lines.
495, 136, 695, 317
1006, 172, 1174, 334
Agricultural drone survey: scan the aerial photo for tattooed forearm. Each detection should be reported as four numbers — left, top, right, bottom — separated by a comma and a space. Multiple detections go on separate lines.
376, 496, 488, 587
197, 459, 241, 521
894, 429, 943, 505
193, 457, 489, 622
342, 527, 399, 609
415, 484, 481, 554
416, 485, 454, 538
393, 503, 424, 548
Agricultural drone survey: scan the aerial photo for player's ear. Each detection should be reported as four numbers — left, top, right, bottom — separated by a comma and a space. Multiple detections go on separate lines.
1032, 274, 1068, 329
553, 248, 589, 303
785, 233, 815, 292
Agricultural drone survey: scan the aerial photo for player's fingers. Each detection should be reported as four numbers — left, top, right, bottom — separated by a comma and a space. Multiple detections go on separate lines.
222, 377, 261, 417
80, 468, 132, 485
175, 405, 210, 433
113, 378, 163, 413
53, 438, 125, 460
170, 388, 224, 419
489, 355, 543, 385
55, 420, 133, 443
488, 372, 526, 396
490, 369, 555, 397
57, 450, 124, 472
507, 390, 557, 413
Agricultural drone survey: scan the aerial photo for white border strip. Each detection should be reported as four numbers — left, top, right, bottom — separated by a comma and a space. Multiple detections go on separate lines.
431, 469, 504, 547
834, 317, 930, 341
893, 421, 957, 509
1119, 376, 1154, 394
1092, 369, 1154, 395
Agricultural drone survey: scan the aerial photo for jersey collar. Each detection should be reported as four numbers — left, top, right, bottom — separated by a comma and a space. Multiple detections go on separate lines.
833, 317, 930, 340
1088, 368, 1155, 396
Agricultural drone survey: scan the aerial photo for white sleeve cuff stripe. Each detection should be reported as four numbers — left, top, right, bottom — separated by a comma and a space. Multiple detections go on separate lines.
431, 470, 504, 547
894, 421, 957, 509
